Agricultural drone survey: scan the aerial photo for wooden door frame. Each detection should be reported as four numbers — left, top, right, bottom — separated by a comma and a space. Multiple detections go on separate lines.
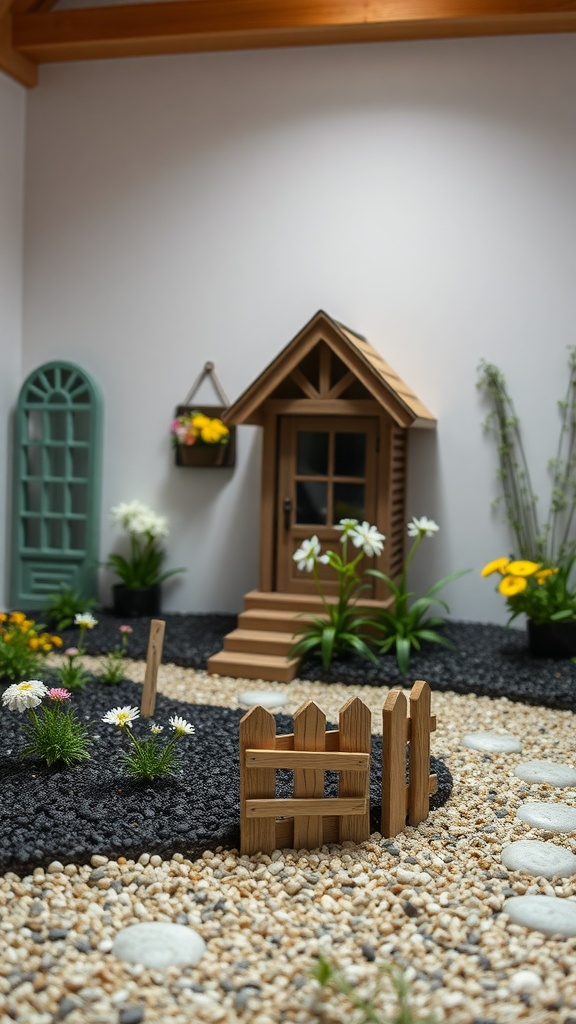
257, 401, 392, 599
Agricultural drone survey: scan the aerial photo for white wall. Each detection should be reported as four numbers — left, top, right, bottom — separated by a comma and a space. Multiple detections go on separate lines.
21, 34, 576, 620
0, 72, 26, 610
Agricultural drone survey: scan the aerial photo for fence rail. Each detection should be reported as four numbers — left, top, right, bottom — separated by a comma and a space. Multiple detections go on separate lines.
239, 681, 437, 855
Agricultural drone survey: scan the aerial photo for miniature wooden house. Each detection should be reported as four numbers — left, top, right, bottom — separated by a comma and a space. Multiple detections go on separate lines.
207, 310, 436, 682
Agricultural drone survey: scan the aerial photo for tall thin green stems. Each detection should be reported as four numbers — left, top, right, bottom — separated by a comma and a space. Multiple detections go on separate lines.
478, 350, 576, 564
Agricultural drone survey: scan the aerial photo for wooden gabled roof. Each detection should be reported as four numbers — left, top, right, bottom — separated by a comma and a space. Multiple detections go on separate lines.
225, 309, 436, 429
2, 1, 576, 89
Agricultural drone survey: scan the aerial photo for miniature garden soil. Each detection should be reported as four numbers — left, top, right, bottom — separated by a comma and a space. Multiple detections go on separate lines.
2, 618, 576, 1024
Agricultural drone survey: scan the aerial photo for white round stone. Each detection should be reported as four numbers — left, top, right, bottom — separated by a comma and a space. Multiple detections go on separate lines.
111, 923, 206, 968
501, 839, 576, 879
238, 690, 289, 709
508, 970, 542, 993
504, 895, 576, 937
516, 802, 576, 833
514, 760, 576, 788
461, 730, 522, 753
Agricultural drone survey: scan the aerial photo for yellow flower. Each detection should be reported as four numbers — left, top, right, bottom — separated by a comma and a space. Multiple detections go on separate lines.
498, 575, 528, 597
9, 611, 26, 624
191, 414, 211, 431
0, 613, 7, 622
42, 643, 52, 652
481, 557, 510, 577
505, 560, 540, 577
200, 419, 230, 444
28, 637, 40, 650
21, 619, 33, 631
51, 635, 63, 647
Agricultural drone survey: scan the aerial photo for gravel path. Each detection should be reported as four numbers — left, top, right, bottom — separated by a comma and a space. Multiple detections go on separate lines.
1, 618, 576, 1024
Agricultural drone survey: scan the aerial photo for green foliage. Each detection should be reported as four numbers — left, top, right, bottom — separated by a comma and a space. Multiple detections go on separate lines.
289, 525, 382, 670
21, 705, 92, 768
43, 585, 97, 631
99, 627, 132, 685
106, 534, 183, 588
120, 735, 181, 781
311, 955, 437, 1024
370, 528, 468, 676
56, 650, 90, 692
477, 349, 576, 565
0, 612, 62, 682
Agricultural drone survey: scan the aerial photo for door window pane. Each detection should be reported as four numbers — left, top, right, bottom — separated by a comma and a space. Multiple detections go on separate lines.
297, 432, 328, 476
296, 481, 327, 524
333, 483, 365, 523
334, 432, 366, 477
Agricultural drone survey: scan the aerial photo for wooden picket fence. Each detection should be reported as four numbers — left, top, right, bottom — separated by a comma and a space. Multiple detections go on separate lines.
239, 681, 437, 855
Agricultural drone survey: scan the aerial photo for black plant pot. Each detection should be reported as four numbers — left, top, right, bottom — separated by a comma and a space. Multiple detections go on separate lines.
112, 584, 161, 618
527, 619, 576, 659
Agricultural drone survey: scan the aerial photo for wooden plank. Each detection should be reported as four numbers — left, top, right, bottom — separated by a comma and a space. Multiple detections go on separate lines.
293, 701, 325, 849
382, 688, 408, 838
290, 366, 319, 399
140, 618, 165, 717
258, 411, 276, 592
246, 749, 369, 770
338, 696, 371, 844
318, 343, 331, 397
13, 1, 576, 66
275, 729, 340, 751
326, 370, 355, 400
246, 796, 368, 817
266, 399, 381, 416
240, 705, 277, 855
405, 714, 436, 740
408, 680, 432, 826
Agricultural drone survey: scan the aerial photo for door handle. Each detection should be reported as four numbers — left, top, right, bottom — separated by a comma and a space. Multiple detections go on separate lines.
283, 497, 292, 530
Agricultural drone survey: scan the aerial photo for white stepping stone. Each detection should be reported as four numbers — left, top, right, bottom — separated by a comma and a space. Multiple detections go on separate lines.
516, 801, 576, 833
461, 730, 522, 753
112, 923, 206, 969
238, 689, 289, 709
504, 894, 576, 937
501, 839, 576, 879
514, 760, 576, 788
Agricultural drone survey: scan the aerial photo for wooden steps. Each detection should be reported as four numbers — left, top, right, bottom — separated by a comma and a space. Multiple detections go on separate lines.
206, 589, 390, 684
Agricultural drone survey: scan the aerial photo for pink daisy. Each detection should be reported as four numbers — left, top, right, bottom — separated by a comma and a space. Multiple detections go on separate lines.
47, 688, 71, 701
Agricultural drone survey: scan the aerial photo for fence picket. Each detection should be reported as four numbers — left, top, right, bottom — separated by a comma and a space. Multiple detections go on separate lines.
239, 705, 277, 855
408, 680, 431, 826
338, 696, 371, 844
381, 688, 408, 838
293, 702, 326, 849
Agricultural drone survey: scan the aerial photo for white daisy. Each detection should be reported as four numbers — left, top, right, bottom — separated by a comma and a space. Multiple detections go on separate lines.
293, 536, 321, 572
350, 522, 385, 558
74, 612, 98, 629
407, 516, 440, 538
2, 680, 48, 713
102, 705, 140, 728
336, 518, 359, 540
169, 716, 195, 737
150, 723, 164, 734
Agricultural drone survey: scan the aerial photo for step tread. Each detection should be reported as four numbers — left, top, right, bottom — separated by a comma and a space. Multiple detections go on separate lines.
208, 650, 299, 667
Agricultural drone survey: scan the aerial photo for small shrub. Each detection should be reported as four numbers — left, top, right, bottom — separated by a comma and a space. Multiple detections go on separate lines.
99, 625, 133, 684
2, 681, 92, 768
43, 585, 97, 631
102, 706, 195, 782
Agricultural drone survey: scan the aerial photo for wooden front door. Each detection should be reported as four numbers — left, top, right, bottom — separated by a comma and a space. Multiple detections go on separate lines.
276, 416, 379, 594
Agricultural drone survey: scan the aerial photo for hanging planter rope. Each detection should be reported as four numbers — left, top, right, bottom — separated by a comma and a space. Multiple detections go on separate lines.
172, 362, 236, 468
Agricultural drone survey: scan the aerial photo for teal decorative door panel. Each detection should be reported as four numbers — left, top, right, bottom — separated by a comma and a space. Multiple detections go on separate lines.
11, 361, 103, 609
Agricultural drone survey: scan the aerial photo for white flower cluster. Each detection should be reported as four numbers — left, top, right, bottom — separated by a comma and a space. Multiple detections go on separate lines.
407, 516, 439, 538
293, 519, 385, 572
111, 501, 169, 539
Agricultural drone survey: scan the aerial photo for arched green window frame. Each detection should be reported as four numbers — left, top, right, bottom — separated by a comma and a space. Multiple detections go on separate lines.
11, 361, 103, 609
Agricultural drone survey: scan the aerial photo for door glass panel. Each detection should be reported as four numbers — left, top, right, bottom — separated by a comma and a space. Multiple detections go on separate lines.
46, 482, 65, 513
71, 447, 89, 478
23, 480, 42, 513
334, 432, 366, 477
46, 519, 63, 549
70, 483, 87, 514
23, 518, 41, 549
296, 481, 327, 525
48, 410, 68, 442
25, 446, 42, 476
297, 432, 328, 476
46, 446, 67, 477
68, 520, 86, 550
333, 483, 365, 523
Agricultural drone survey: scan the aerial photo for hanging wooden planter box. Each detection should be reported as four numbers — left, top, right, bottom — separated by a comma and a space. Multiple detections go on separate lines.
173, 404, 236, 468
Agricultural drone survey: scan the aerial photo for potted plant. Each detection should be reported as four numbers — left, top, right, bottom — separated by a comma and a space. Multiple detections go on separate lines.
478, 349, 576, 657
170, 409, 231, 467
105, 501, 184, 617
482, 556, 576, 657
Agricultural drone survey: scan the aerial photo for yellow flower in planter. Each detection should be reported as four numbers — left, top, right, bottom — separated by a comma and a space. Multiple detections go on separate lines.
505, 560, 540, 577
498, 574, 528, 597
481, 557, 510, 577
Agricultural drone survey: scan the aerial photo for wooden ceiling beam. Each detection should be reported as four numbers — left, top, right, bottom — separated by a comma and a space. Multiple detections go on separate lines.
0, 8, 38, 85
12, 0, 576, 64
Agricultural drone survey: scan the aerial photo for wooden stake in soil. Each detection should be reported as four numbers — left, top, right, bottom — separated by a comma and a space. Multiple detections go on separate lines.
140, 619, 165, 718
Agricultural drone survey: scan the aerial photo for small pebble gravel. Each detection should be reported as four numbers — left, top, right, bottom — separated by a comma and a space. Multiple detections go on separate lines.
1, 619, 576, 1024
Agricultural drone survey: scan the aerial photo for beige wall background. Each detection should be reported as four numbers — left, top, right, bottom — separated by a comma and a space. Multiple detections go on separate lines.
2, 33, 576, 621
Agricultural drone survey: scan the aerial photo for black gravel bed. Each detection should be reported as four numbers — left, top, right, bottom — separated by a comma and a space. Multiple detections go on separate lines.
54, 613, 576, 712
0, 678, 451, 874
